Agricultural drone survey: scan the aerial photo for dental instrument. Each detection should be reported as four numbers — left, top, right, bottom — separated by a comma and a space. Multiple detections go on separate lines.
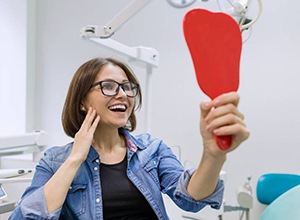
0, 169, 33, 179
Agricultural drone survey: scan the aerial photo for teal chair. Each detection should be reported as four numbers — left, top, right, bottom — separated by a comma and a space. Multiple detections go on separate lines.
257, 173, 300, 220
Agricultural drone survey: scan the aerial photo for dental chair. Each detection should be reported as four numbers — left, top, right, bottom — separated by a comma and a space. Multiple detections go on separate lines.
256, 173, 300, 220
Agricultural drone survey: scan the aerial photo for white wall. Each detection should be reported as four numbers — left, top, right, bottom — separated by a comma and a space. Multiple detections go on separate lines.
5, 0, 300, 219
0, 2, 36, 219
0, 0, 27, 135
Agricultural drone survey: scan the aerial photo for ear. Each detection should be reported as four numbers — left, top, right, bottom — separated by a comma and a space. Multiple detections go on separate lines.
80, 103, 86, 111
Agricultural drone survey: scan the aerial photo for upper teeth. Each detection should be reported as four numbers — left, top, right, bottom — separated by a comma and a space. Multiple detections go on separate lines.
109, 105, 126, 110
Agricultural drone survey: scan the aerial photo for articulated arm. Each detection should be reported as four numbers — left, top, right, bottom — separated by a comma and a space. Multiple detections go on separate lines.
80, 0, 151, 39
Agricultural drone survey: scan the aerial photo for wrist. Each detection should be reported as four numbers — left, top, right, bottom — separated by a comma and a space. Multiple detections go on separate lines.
66, 154, 85, 167
201, 149, 226, 168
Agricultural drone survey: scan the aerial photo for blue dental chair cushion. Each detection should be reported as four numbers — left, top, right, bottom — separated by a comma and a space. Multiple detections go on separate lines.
260, 184, 300, 220
256, 173, 300, 205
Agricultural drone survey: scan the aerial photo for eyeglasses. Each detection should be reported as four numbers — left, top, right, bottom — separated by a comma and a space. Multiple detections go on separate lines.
90, 79, 139, 98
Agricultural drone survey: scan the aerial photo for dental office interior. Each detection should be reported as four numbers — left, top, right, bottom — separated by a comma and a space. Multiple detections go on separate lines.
1, 0, 300, 219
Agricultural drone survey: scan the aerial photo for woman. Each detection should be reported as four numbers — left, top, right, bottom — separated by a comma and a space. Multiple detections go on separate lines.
9, 57, 249, 220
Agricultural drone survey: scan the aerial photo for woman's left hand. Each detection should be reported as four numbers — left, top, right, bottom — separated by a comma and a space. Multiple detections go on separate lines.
200, 92, 250, 157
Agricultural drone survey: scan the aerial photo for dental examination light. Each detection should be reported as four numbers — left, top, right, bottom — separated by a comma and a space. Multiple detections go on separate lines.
80, 0, 159, 132
168, 0, 262, 33
217, 0, 262, 31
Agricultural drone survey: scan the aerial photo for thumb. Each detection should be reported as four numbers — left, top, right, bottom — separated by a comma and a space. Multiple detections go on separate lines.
200, 100, 212, 120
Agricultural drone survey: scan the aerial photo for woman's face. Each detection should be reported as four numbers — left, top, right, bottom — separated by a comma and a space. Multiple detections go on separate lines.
83, 63, 135, 130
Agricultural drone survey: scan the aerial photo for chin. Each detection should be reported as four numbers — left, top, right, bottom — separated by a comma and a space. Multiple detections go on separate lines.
113, 121, 127, 128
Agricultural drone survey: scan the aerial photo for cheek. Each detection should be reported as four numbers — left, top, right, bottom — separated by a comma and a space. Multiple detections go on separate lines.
128, 99, 136, 111
82, 94, 94, 108
84, 93, 107, 108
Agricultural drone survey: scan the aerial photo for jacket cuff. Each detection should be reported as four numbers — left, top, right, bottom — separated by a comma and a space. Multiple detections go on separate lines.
174, 168, 224, 211
21, 187, 61, 219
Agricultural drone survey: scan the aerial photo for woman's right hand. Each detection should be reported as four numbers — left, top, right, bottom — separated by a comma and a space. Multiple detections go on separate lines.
199, 92, 249, 157
69, 107, 100, 163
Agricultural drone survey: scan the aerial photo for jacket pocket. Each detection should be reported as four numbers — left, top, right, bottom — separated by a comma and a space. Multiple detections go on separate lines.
65, 183, 87, 216
143, 156, 160, 186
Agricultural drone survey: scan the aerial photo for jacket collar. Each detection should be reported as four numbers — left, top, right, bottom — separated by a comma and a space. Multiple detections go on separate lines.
86, 128, 146, 162
121, 128, 147, 151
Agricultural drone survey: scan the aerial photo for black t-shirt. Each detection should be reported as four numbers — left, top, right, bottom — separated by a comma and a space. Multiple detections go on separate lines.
100, 156, 158, 220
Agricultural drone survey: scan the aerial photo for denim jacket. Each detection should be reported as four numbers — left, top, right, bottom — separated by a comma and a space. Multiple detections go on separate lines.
9, 128, 224, 220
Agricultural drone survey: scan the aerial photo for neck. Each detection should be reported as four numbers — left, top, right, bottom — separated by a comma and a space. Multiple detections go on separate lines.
93, 127, 122, 149
92, 127, 126, 164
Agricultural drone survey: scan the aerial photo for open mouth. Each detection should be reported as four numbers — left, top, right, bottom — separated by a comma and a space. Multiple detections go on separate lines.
108, 104, 127, 112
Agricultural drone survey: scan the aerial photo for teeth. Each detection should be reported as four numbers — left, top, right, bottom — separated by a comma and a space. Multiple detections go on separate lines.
109, 105, 126, 111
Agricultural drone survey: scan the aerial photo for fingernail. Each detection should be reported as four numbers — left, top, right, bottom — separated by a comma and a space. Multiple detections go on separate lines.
202, 100, 210, 108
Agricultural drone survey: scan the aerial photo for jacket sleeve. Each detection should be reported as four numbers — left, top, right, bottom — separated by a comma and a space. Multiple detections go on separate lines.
8, 148, 63, 220
157, 141, 224, 212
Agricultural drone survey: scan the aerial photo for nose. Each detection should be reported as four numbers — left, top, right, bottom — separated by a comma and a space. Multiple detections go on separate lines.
115, 86, 127, 98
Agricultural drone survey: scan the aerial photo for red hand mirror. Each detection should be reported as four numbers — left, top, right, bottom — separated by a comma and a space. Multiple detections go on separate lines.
183, 9, 242, 150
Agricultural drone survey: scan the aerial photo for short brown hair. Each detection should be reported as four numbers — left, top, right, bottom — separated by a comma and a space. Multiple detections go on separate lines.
62, 57, 142, 138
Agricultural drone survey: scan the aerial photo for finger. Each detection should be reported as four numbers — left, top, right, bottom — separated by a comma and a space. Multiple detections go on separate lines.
212, 92, 240, 108
214, 125, 250, 149
206, 113, 245, 133
200, 100, 213, 120
80, 107, 96, 129
212, 121, 248, 136
205, 104, 244, 123
89, 115, 100, 133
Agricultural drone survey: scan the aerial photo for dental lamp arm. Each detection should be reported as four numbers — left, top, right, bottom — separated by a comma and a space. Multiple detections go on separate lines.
80, 0, 151, 39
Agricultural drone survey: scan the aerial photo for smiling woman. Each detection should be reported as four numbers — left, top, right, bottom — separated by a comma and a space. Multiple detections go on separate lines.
9, 57, 249, 220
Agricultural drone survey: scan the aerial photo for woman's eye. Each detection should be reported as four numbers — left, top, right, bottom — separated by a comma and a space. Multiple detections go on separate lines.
102, 83, 114, 90
123, 85, 131, 91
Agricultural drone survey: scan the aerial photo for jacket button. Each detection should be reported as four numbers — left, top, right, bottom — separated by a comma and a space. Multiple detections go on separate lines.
96, 198, 101, 203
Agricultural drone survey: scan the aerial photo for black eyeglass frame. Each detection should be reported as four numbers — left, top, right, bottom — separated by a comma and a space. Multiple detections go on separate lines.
90, 79, 139, 98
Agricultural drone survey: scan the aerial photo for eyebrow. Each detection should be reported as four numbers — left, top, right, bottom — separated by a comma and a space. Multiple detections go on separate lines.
100, 78, 130, 83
